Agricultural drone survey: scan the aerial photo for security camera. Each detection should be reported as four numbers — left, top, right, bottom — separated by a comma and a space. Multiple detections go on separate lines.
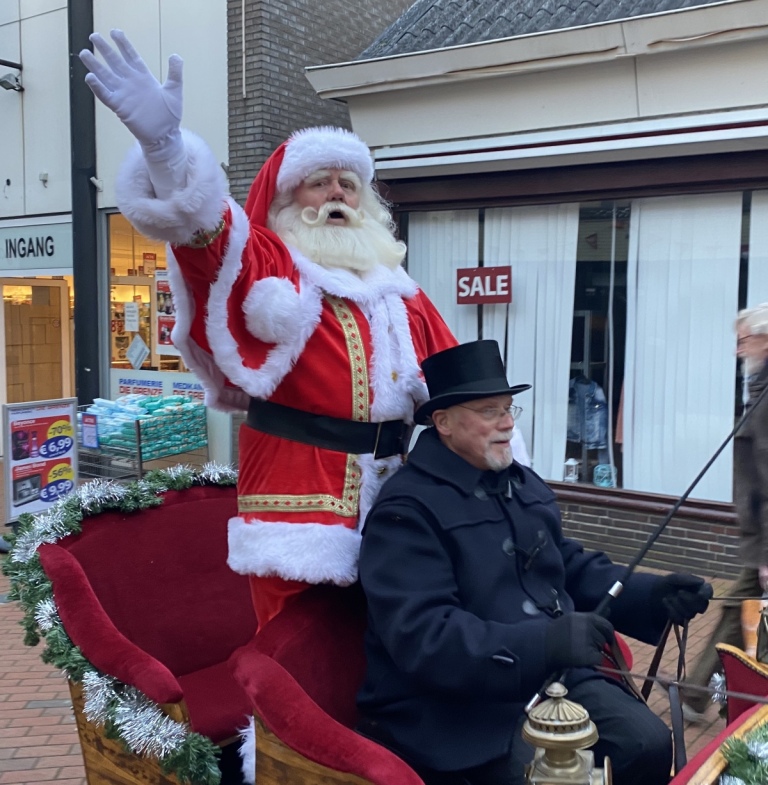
0, 73, 23, 92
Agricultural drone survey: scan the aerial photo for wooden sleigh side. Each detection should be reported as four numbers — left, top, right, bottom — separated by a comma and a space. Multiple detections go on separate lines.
69, 680, 189, 785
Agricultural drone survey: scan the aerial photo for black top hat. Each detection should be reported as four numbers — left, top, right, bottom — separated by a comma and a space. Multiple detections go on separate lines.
414, 340, 531, 424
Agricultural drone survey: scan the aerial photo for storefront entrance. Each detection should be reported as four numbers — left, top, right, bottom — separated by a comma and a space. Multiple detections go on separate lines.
0, 278, 72, 406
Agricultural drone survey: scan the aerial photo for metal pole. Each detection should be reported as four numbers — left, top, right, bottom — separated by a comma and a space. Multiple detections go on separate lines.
68, 0, 101, 405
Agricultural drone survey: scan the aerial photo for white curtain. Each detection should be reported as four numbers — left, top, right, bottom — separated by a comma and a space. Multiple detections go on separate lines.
405, 210, 479, 344
747, 191, 768, 307
624, 193, 741, 502
483, 205, 580, 481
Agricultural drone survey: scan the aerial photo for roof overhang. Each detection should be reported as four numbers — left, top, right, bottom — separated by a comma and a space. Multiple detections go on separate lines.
371, 108, 768, 179
306, 0, 768, 179
306, 0, 766, 99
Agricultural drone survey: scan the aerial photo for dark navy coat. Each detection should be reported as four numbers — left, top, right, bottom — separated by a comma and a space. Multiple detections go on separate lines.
357, 427, 668, 772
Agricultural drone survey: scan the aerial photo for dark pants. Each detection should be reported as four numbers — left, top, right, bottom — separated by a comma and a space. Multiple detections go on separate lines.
681, 566, 761, 713
360, 678, 672, 785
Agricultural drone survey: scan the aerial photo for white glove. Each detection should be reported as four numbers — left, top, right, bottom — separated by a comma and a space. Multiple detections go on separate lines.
79, 29, 187, 198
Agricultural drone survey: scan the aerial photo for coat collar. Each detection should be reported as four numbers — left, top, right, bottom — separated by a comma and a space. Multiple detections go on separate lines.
408, 427, 525, 496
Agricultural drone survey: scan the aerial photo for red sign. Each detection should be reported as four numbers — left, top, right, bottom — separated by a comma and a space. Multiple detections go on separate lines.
456, 266, 512, 305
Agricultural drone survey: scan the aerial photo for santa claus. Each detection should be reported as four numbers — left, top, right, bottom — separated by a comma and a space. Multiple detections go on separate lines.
80, 30, 456, 627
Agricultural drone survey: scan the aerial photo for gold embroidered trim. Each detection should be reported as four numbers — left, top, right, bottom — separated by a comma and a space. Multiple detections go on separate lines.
238, 297, 372, 518
238, 453, 360, 517
326, 294, 370, 423
181, 218, 226, 248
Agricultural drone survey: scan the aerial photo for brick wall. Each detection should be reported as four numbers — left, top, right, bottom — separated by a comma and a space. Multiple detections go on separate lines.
556, 494, 741, 579
227, 0, 413, 204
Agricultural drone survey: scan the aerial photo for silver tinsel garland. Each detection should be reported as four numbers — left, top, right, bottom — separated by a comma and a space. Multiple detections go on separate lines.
76, 479, 129, 513
34, 598, 60, 632
114, 689, 188, 757
11, 507, 70, 563
82, 671, 118, 726
746, 739, 768, 761
720, 776, 747, 785
710, 672, 727, 705
200, 462, 238, 485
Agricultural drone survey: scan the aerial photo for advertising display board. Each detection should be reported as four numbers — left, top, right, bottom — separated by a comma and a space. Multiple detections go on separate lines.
155, 270, 179, 356
3, 398, 78, 522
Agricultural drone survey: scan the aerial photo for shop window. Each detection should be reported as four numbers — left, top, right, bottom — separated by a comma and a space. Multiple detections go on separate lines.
107, 213, 185, 372
405, 191, 757, 503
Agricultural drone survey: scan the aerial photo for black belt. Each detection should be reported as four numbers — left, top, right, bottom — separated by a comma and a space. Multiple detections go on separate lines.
246, 398, 412, 459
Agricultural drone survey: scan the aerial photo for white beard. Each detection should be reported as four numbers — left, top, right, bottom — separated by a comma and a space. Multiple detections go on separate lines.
743, 356, 765, 378
271, 202, 406, 273
485, 430, 514, 471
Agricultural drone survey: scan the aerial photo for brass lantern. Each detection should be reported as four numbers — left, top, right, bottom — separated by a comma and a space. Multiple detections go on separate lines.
523, 682, 611, 785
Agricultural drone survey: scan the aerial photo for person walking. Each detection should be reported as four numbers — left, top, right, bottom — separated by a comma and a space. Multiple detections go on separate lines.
681, 302, 768, 721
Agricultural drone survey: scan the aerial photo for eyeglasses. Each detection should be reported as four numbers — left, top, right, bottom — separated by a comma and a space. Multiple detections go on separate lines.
456, 403, 522, 422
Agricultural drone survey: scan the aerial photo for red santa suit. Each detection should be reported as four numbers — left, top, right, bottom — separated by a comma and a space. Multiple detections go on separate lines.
116, 126, 456, 626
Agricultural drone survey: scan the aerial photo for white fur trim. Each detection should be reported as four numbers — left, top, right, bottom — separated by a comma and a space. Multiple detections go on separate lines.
357, 454, 403, 529
228, 517, 361, 585
290, 246, 418, 304
238, 717, 256, 785
115, 130, 228, 245
243, 277, 302, 345
278, 127, 373, 194
164, 248, 248, 412
204, 204, 324, 400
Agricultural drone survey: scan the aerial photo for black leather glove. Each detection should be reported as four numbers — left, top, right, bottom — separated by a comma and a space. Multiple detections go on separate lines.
652, 573, 713, 625
544, 612, 615, 672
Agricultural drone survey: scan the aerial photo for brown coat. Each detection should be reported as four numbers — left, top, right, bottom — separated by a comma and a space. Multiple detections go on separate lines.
734, 362, 768, 568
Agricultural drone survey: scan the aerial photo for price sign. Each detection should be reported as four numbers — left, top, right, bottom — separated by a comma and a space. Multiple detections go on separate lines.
3, 398, 78, 521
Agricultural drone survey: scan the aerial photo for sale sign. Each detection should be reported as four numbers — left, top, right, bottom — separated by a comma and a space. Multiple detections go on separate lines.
456, 266, 512, 305
3, 398, 78, 521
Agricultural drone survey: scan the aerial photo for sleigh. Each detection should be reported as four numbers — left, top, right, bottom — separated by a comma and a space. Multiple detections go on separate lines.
13, 473, 768, 785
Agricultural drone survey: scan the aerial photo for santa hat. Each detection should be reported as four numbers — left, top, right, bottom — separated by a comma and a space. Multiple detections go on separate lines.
244, 126, 374, 228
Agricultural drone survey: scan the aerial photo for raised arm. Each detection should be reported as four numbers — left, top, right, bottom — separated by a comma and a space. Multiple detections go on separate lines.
79, 29, 186, 199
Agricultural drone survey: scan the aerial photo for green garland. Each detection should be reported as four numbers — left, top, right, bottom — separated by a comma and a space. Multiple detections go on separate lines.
721, 718, 768, 785
2, 463, 238, 785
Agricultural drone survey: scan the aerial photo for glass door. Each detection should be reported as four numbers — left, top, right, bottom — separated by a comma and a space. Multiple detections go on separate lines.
0, 279, 73, 455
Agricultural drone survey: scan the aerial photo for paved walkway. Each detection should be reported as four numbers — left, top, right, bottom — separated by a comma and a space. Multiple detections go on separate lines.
0, 556, 738, 784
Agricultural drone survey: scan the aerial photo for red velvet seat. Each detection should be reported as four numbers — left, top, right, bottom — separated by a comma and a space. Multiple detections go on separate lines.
230, 584, 425, 785
36, 484, 257, 782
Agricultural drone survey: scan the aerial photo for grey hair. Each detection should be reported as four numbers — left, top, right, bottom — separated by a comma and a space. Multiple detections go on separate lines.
736, 303, 768, 336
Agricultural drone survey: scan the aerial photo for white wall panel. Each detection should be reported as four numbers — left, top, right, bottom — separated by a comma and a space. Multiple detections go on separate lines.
93, 0, 228, 208
0, 18, 24, 217
160, 0, 228, 163
19, 0, 63, 16
0, 1, 19, 26
21, 6, 71, 214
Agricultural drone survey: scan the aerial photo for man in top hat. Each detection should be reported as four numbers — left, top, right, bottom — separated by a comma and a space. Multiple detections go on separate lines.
357, 339, 713, 785
79, 31, 456, 628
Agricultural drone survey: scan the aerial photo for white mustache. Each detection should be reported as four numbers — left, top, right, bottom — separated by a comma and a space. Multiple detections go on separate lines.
300, 202, 364, 228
